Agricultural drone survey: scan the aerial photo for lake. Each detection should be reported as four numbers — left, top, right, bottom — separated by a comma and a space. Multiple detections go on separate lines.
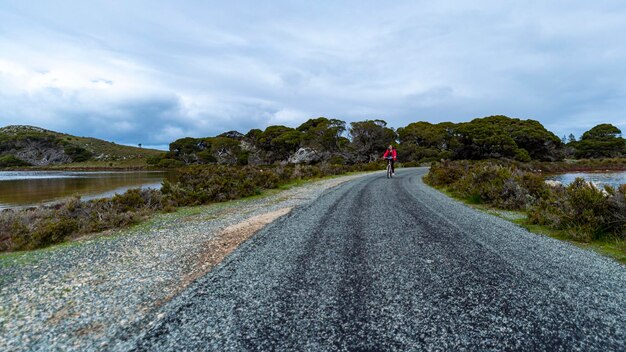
0, 171, 176, 209
546, 171, 626, 188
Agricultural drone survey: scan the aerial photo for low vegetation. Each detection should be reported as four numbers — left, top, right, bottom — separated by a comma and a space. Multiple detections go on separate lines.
0, 162, 384, 252
424, 160, 626, 256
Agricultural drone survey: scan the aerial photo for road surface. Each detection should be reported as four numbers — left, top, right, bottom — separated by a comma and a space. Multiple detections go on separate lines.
129, 168, 626, 351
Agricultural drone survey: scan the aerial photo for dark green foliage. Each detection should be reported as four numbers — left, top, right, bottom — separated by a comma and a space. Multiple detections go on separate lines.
454, 116, 562, 161
160, 115, 623, 167
158, 158, 186, 168
63, 144, 93, 162
146, 153, 167, 165
237, 150, 250, 165
256, 126, 303, 163
0, 126, 162, 166
397, 121, 457, 162
0, 155, 30, 167
573, 124, 625, 158
396, 116, 562, 163
31, 218, 79, 248
297, 117, 347, 151
209, 137, 241, 164
169, 137, 205, 164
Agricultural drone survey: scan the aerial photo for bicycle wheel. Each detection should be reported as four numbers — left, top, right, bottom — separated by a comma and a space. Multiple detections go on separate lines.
387, 162, 392, 178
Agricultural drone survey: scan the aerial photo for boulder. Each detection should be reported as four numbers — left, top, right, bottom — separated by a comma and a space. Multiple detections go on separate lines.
544, 180, 563, 188
288, 148, 322, 164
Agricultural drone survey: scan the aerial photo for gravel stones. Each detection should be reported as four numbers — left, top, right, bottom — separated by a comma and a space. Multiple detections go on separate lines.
133, 168, 626, 351
0, 174, 366, 351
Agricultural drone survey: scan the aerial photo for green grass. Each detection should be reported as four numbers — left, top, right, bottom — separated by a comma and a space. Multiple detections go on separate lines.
427, 180, 626, 265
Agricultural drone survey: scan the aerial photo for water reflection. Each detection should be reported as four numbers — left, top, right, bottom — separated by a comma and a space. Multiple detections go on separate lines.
0, 171, 175, 209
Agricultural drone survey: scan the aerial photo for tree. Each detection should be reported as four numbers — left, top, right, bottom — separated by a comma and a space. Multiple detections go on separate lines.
169, 137, 205, 164
297, 117, 347, 152
209, 137, 241, 164
349, 120, 396, 162
246, 125, 303, 163
397, 121, 457, 162
453, 116, 562, 161
454, 119, 518, 160
574, 124, 626, 158
568, 134, 577, 144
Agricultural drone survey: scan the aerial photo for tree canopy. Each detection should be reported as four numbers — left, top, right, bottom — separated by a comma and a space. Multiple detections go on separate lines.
574, 124, 625, 158
152, 115, 621, 167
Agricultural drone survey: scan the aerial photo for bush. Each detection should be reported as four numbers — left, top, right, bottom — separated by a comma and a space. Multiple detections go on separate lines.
426, 160, 626, 242
146, 154, 166, 165
158, 158, 185, 168
528, 179, 626, 241
423, 160, 468, 187
0, 155, 30, 167
0, 189, 165, 251
63, 144, 93, 162
31, 218, 79, 248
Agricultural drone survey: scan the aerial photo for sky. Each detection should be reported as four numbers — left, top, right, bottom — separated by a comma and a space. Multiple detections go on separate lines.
1, 1, 625, 149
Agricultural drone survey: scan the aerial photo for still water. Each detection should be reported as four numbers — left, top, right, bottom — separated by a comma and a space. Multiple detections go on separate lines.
0, 171, 175, 209
546, 171, 626, 188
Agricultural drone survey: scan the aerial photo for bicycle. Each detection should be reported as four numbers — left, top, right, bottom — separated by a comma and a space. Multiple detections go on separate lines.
385, 156, 394, 178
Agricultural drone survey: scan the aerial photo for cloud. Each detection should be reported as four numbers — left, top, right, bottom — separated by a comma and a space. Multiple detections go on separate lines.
1, 0, 626, 145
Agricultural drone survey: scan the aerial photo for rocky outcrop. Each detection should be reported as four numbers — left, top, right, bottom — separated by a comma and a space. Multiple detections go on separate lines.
3, 139, 71, 166
0, 126, 73, 165
288, 148, 323, 164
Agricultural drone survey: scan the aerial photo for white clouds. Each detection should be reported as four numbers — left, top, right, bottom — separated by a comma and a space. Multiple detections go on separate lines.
1, 0, 626, 143
270, 108, 309, 125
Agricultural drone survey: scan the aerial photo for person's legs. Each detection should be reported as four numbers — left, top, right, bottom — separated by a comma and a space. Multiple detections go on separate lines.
391, 160, 395, 173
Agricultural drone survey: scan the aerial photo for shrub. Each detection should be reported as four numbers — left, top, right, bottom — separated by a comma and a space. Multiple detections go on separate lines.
425, 160, 626, 242
146, 154, 166, 165
423, 160, 468, 187
158, 158, 185, 168
0, 155, 30, 167
2, 163, 365, 252
63, 144, 93, 162
528, 179, 626, 241
31, 218, 79, 248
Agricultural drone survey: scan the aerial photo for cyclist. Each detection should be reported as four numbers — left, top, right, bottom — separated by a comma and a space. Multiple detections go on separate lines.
382, 145, 397, 175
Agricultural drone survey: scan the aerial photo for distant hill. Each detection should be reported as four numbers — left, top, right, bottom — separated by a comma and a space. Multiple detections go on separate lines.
0, 125, 162, 167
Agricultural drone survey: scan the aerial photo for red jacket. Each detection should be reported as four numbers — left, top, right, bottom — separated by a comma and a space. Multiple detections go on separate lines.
383, 149, 397, 160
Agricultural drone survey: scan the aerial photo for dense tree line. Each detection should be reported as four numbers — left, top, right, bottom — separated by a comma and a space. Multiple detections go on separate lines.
147, 115, 625, 167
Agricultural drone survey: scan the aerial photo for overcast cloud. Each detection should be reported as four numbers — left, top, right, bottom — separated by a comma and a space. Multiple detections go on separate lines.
1, 0, 625, 149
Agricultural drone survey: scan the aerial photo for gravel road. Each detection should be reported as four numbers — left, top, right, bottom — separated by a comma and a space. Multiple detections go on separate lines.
132, 167, 626, 351
0, 173, 367, 351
